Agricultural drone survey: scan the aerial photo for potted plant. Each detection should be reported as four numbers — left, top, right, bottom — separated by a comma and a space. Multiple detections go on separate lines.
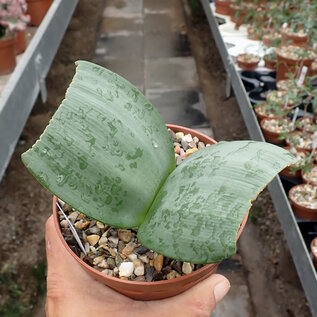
289, 184, 317, 220
302, 165, 317, 186
26, 0, 52, 26
286, 131, 313, 152
266, 90, 296, 110
260, 117, 295, 145
295, 117, 317, 134
236, 53, 260, 70
215, 0, 231, 16
311, 237, 317, 268
262, 32, 282, 48
21, 61, 297, 300
0, 0, 29, 74
280, 146, 309, 179
254, 102, 288, 122
281, 27, 309, 47
264, 51, 277, 70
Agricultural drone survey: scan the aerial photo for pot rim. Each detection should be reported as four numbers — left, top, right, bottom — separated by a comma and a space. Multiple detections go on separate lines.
52, 124, 249, 287
301, 164, 317, 186
289, 183, 317, 212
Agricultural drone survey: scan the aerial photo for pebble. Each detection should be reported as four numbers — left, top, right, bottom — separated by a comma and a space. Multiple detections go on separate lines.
60, 219, 69, 228
115, 254, 123, 267
68, 211, 79, 223
162, 266, 172, 275
139, 255, 149, 263
188, 141, 196, 148
134, 276, 146, 281
133, 260, 145, 276
169, 129, 177, 142
109, 228, 118, 237
153, 271, 164, 281
118, 229, 132, 243
128, 253, 138, 261
108, 236, 119, 246
174, 144, 181, 154
98, 236, 108, 245
135, 246, 148, 255
113, 267, 119, 275
146, 252, 154, 260
154, 254, 164, 271
183, 134, 193, 143
118, 241, 126, 253
88, 226, 100, 234
87, 234, 100, 246
175, 132, 184, 141
181, 139, 189, 150
167, 270, 181, 280
172, 261, 182, 274
96, 221, 105, 229
122, 244, 135, 256
102, 269, 114, 276
93, 256, 105, 266
198, 142, 205, 149
180, 148, 186, 160
74, 220, 90, 230
107, 258, 116, 269
185, 148, 198, 157
182, 262, 194, 274
98, 259, 109, 269
145, 266, 155, 282
176, 155, 183, 166
119, 262, 134, 277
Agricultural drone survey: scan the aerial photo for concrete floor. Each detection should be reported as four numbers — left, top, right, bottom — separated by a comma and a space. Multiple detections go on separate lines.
94, 0, 254, 316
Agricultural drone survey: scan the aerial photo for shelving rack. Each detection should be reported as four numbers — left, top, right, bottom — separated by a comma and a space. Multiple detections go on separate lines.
0, 0, 78, 182
200, 1, 317, 316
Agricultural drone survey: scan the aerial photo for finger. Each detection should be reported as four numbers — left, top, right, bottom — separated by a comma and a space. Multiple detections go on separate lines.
151, 274, 230, 316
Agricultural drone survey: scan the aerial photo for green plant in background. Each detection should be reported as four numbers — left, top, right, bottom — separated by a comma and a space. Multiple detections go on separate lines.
22, 61, 297, 264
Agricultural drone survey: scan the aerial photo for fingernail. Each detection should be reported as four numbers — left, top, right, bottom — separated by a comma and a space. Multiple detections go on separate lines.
214, 279, 230, 303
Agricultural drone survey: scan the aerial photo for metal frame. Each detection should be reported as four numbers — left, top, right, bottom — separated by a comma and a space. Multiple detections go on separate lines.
201, 1, 317, 316
0, 0, 78, 181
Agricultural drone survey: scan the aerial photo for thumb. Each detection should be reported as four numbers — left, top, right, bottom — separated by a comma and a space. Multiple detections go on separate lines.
154, 274, 230, 316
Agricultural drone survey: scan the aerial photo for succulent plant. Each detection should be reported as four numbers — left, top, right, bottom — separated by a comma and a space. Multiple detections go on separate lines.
22, 61, 297, 264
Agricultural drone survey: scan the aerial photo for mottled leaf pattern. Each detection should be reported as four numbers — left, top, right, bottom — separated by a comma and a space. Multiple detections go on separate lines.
138, 141, 297, 263
22, 61, 175, 228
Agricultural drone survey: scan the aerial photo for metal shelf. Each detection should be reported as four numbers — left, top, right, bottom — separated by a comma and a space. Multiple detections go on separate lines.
0, 0, 78, 182
201, 1, 317, 316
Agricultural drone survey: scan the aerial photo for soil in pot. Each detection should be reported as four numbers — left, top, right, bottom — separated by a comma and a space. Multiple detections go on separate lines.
276, 79, 301, 92
260, 117, 295, 145
254, 102, 288, 122
26, 0, 53, 26
236, 53, 260, 70
280, 147, 308, 179
311, 237, 317, 268
302, 165, 317, 186
286, 131, 313, 151
276, 45, 317, 82
53, 125, 249, 300
0, 35, 16, 75
289, 184, 317, 220
266, 90, 295, 110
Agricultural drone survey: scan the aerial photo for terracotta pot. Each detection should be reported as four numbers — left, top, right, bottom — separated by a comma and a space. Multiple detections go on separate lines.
254, 103, 286, 122
215, 0, 231, 15
264, 56, 276, 70
0, 35, 16, 75
27, 0, 53, 26
311, 237, 317, 268
52, 124, 249, 301
262, 33, 281, 47
281, 30, 309, 48
285, 131, 313, 152
236, 54, 260, 70
15, 30, 27, 54
289, 184, 317, 220
301, 165, 317, 186
280, 146, 307, 179
260, 118, 294, 145
276, 47, 315, 82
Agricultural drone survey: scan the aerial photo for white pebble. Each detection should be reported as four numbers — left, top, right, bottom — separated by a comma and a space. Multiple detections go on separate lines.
119, 262, 134, 277
128, 254, 138, 261
134, 264, 145, 276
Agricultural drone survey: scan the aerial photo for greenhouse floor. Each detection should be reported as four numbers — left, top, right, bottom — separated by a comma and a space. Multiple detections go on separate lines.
0, 0, 311, 316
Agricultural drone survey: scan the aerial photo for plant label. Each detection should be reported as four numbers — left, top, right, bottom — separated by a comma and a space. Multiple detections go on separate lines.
297, 66, 308, 86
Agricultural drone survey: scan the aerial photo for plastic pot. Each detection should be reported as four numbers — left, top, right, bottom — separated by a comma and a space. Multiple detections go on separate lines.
0, 35, 16, 75
289, 184, 317, 220
15, 30, 27, 54
27, 0, 53, 26
52, 124, 249, 300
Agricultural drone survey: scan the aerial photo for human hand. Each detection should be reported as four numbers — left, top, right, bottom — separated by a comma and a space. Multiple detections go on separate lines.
45, 215, 230, 317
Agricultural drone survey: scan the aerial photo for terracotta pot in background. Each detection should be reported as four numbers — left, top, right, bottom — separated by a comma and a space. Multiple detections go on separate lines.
301, 165, 317, 186
52, 124, 249, 301
27, 0, 53, 26
260, 118, 294, 145
264, 55, 276, 70
280, 147, 307, 179
289, 184, 317, 220
236, 53, 260, 70
281, 31, 309, 48
0, 36, 16, 75
215, 0, 230, 15
15, 30, 27, 54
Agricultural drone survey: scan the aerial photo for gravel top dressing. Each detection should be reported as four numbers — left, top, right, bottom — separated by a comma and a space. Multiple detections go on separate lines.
291, 184, 317, 209
58, 129, 211, 282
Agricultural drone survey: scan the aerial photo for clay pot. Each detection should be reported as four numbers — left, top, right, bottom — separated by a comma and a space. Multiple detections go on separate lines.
15, 30, 27, 54
276, 46, 316, 82
310, 237, 317, 268
281, 30, 309, 47
264, 55, 276, 70
215, 0, 231, 15
0, 35, 16, 75
302, 165, 317, 186
236, 53, 260, 70
280, 146, 308, 179
260, 118, 294, 145
52, 124, 249, 301
254, 103, 286, 122
27, 0, 53, 26
289, 184, 317, 220
262, 33, 281, 47
285, 131, 313, 152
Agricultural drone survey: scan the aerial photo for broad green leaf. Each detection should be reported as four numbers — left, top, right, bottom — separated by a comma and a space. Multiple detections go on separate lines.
138, 141, 297, 264
22, 61, 175, 228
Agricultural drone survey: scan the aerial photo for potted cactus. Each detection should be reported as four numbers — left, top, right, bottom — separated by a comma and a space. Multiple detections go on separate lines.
21, 61, 297, 300
0, 0, 30, 74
